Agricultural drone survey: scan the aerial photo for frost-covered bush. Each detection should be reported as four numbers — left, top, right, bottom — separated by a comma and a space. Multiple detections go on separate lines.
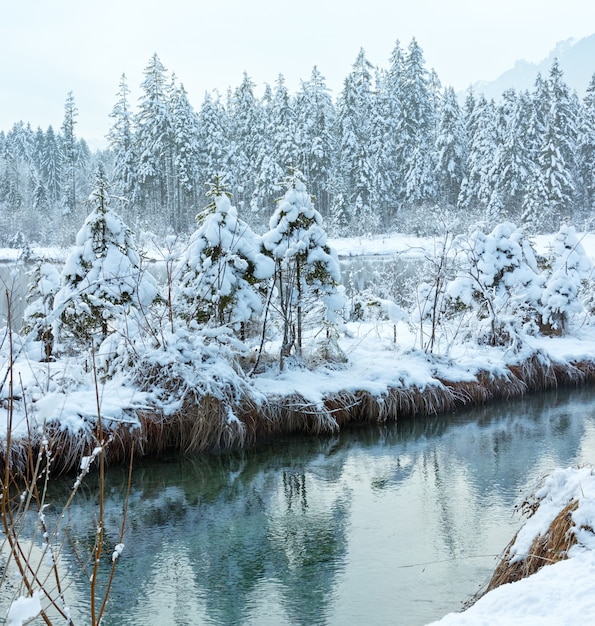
262, 173, 345, 367
174, 178, 274, 334
53, 168, 158, 351
446, 223, 542, 346
540, 225, 593, 333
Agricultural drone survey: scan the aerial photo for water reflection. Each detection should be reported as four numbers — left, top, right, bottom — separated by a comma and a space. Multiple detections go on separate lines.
16, 387, 595, 625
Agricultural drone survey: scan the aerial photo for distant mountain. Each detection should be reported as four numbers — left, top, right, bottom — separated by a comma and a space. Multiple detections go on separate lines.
470, 34, 595, 100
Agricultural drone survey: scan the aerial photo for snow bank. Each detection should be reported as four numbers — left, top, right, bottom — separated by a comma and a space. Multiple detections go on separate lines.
429, 467, 595, 625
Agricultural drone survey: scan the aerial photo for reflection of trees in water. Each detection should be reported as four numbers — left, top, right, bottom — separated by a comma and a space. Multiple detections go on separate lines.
40, 386, 595, 625
47, 438, 352, 625
267, 470, 351, 626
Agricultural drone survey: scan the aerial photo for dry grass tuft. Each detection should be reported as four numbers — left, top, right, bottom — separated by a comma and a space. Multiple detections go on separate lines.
477, 499, 578, 601
6, 351, 595, 471
508, 354, 558, 391
262, 393, 341, 435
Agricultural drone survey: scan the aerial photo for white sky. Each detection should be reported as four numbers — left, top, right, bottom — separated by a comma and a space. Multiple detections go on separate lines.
3, 0, 595, 143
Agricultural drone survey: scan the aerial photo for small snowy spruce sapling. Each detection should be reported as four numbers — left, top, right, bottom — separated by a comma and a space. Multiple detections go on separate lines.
21, 261, 61, 360
53, 166, 158, 349
540, 224, 592, 334
175, 175, 274, 334
263, 171, 344, 368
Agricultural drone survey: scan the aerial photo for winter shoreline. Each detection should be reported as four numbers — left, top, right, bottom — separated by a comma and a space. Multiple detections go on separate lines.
3, 342, 595, 474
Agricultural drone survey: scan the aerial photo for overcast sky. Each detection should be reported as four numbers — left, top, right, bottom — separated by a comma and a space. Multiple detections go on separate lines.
3, 0, 595, 143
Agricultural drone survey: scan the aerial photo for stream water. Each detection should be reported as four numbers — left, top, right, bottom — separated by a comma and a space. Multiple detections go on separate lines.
9, 386, 592, 626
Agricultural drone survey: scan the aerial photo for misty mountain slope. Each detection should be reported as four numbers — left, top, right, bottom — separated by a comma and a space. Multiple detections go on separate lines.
471, 33, 595, 98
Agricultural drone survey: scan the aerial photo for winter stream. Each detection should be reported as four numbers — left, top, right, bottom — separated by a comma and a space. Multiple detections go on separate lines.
19, 386, 595, 626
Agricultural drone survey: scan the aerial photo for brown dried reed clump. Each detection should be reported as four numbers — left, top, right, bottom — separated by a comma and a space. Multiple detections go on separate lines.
4, 353, 595, 473
477, 499, 579, 601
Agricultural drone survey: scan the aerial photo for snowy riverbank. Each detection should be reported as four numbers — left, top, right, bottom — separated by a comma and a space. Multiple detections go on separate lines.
428, 466, 595, 625
3, 314, 595, 465
4, 227, 595, 623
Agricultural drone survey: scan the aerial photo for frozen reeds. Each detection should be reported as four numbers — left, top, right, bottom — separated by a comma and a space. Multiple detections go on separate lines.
3, 353, 595, 474
483, 499, 579, 595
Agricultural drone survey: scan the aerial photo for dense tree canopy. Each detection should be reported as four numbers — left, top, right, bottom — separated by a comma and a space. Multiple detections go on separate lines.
1, 43, 595, 246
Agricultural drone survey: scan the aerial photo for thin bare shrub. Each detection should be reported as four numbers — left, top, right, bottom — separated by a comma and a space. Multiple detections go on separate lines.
1, 307, 134, 624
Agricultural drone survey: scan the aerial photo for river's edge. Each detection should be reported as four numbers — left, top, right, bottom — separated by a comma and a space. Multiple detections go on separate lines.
4, 350, 595, 474
429, 466, 595, 625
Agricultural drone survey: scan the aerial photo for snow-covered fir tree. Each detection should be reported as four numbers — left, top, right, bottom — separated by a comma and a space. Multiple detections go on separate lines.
60, 91, 79, 217
525, 61, 578, 231
458, 95, 499, 216
447, 222, 542, 346
196, 91, 230, 193
333, 49, 377, 235
491, 89, 533, 221
41, 125, 63, 205
540, 224, 592, 333
169, 79, 201, 231
107, 74, 139, 225
174, 175, 274, 334
228, 73, 263, 213
294, 66, 337, 219
263, 172, 343, 368
134, 53, 173, 224
578, 73, 595, 218
370, 67, 399, 226
53, 166, 158, 349
253, 78, 294, 224
434, 86, 465, 208
21, 261, 61, 360
398, 38, 437, 208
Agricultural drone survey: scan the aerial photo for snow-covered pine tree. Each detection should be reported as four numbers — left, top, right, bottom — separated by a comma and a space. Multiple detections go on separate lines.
60, 91, 81, 219
434, 86, 465, 209
253, 81, 285, 226
263, 171, 343, 369
577, 74, 595, 218
21, 261, 61, 360
524, 61, 579, 232
399, 38, 437, 208
457, 95, 499, 217
135, 53, 173, 226
108, 73, 139, 225
175, 175, 274, 335
446, 222, 542, 346
540, 224, 592, 334
197, 92, 230, 201
490, 89, 533, 221
370, 67, 399, 226
228, 73, 263, 213
254, 75, 299, 223
53, 165, 158, 350
332, 49, 376, 235
40, 125, 62, 205
169, 80, 201, 231
294, 66, 337, 219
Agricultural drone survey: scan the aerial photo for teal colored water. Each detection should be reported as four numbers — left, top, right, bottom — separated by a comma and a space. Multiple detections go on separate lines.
12, 387, 595, 625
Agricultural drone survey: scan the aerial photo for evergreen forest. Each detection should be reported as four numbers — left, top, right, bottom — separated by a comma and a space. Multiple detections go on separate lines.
2, 38, 595, 247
